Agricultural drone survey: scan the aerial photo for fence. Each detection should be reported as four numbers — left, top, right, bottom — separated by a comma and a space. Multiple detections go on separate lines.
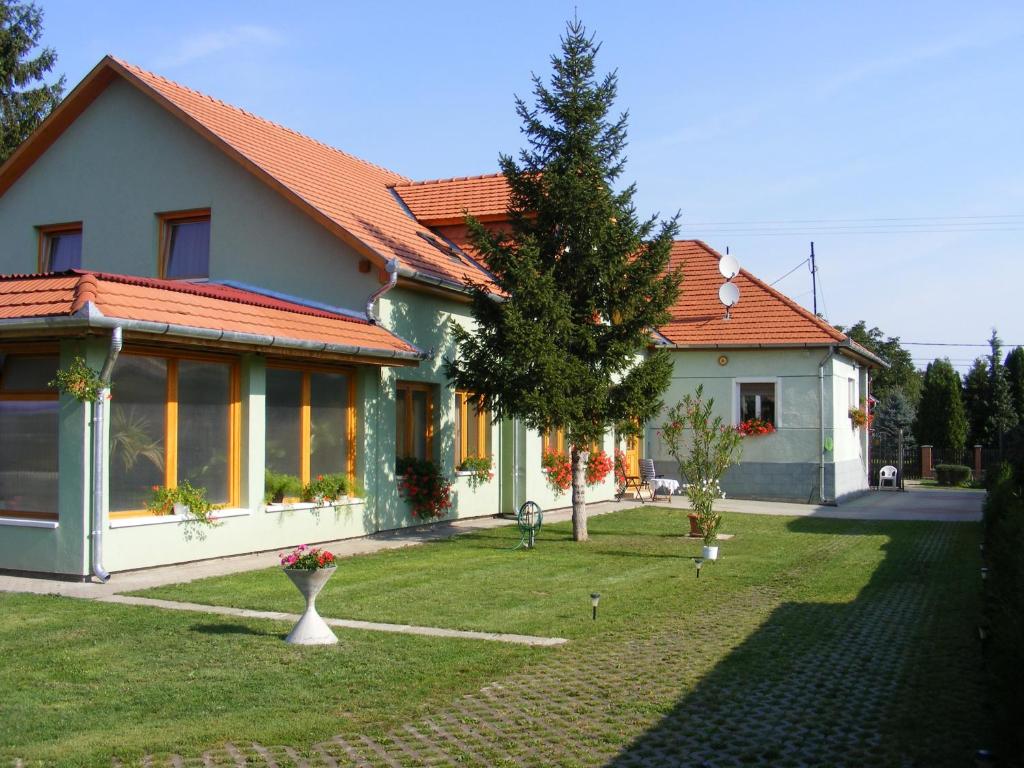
869, 432, 920, 487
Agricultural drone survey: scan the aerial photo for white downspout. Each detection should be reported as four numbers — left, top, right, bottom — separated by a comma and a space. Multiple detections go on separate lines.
818, 345, 836, 505
91, 327, 122, 583
365, 258, 400, 323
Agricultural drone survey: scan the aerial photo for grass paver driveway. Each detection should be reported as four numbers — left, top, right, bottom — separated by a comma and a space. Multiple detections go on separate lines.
2, 508, 988, 766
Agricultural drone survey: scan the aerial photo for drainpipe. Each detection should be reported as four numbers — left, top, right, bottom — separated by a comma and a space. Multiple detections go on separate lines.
365, 258, 400, 323
90, 327, 122, 583
818, 345, 836, 505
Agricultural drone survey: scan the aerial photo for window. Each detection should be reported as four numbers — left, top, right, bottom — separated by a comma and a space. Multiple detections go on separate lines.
38, 224, 82, 271
108, 352, 239, 515
160, 210, 211, 279
396, 382, 433, 462
848, 378, 857, 410
265, 366, 354, 488
542, 428, 566, 455
738, 381, 777, 426
0, 352, 59, 519
455, 390, 492, 466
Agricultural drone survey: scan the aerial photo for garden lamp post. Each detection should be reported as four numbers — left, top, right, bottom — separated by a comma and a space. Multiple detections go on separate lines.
590, 592, 600, 620
692, 557, 705, 578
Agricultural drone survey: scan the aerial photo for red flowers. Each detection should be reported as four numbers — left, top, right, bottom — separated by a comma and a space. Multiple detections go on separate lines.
737, 418, 775, 436
585, 450, 613, 485
397, 458, 452, 520
542, 449, 614, 494
279, 544, 336, 570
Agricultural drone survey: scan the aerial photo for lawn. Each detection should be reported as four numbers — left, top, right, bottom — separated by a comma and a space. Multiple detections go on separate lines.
1, 508, 989, 767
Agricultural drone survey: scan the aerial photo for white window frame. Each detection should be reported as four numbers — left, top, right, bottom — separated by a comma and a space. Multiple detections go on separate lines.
733, 377, 782, 428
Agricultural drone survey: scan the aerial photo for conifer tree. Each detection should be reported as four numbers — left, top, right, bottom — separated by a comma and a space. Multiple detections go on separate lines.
914, 359, 966, 454
963, 358, 990, 446
986, 330, 1019, 447
1005, 346, 1024, 423
1, 2, 64, 164
446, 19, 681, 541
874, 388, 917, 447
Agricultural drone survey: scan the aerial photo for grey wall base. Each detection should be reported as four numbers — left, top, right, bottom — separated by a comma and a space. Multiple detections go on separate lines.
655, 458, 868, 505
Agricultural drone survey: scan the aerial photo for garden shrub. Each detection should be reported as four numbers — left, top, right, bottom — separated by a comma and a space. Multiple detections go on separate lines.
934, 463, 972, 486
982, 460, 1024, 764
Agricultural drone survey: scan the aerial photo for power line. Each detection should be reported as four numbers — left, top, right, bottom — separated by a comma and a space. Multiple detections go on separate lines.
687, 213, 1024, 226
902, 341, 1023, 347
690, 228, 1024, 237
769, 258, 809, 286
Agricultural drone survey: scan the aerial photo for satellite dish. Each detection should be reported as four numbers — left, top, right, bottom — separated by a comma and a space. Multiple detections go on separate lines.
719, 253, 740, 280
719, 282, 740, 308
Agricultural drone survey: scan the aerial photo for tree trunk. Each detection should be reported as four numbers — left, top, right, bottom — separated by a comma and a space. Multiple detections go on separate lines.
571, 446, 589, 541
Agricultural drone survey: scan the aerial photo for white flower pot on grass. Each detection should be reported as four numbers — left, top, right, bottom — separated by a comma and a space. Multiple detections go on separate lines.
702, 545, 719, 561
283, 567, 338, 645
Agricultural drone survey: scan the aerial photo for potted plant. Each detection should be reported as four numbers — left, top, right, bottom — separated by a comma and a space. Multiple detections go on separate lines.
737, 418, 775, 436
146, 481, 219, 527
264, 469, 302, 505
397, 458, 452, 520
302, 473, 350, 505
849, 399, 872, 428
660, 385, 743, 561
49, 356, 106, 402
457, 455, 493, 490
279, 544, 338, 645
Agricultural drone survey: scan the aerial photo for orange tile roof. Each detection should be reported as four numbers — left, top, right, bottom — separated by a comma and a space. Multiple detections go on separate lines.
0, 271, 420, 362
392, 174, 511, 225
659, 241, 847, 347
0, 57, 496, 293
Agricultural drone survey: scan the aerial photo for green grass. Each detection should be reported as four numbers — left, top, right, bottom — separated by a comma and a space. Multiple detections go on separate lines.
0, 508, 989, 766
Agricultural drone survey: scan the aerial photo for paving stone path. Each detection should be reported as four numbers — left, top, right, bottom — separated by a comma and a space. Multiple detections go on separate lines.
89, 521, 984, 768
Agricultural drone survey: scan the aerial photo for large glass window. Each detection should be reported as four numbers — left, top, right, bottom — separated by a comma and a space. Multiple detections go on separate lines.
455, 390, 492, 467
266, 367, 353, 486
739, 381, 777, 426
0, 353, 59, 518
161, 211, 210, 279
396, 382, 432, 462
39, 225, 82, 271
109, 353, 237, 514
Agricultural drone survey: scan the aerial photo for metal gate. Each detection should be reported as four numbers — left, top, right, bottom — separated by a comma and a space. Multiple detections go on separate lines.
869, 430, 920, 487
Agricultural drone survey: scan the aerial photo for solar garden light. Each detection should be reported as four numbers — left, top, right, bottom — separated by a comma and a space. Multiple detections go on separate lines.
692, 556, 705, 578
980, 567, 989, 580
590, 592, 600, 620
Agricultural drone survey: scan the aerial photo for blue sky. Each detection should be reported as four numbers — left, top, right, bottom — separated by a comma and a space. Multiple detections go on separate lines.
38, 0, 1024, 371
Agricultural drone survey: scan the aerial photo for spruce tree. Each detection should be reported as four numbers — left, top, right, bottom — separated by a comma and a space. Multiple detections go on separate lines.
914, 359, 967, 454
1005, 346, 1024, 423
1, 1, 64, 164
986, 330, 1019, 447
446, 19, 681, 541
874, 388, 917, 448
963, 358, 990, 446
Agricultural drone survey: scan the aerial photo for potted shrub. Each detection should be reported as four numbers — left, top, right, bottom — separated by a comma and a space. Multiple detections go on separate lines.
737, 418, 775, 436
278, 544, 338, 645
457, 456, 493, 490
49, 356, 105, 402
660, 385, 743, 561
264, 469, 302, 505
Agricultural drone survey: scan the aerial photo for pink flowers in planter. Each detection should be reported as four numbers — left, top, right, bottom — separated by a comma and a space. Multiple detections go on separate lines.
279, 544, 336, 570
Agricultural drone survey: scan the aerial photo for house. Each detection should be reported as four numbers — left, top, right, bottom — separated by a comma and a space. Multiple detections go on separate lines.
0, 57, 617, 580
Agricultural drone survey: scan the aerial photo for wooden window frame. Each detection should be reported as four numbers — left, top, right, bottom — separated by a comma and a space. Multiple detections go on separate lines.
109, 349, 241, 518
395, 381, 434, 462
266, 362, 357, 487
541, 427, 566, 455
157, 208, 211, 280
455, 390, 492, 466
36, 222, 83, 272
735, 378, 781, 428
0, 346, 60, 520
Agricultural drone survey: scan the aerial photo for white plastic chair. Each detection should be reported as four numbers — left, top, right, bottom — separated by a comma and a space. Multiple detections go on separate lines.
879, 465, 898, 489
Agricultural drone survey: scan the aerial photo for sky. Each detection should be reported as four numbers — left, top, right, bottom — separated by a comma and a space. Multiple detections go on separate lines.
33, 0, 1024, 372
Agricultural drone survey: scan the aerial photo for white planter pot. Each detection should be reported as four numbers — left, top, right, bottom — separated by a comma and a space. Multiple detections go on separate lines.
283, 567, 338, 645
702, 545, 719, 561
172, 502, 189, 517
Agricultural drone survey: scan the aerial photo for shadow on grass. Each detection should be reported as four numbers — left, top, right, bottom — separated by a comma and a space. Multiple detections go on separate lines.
190, 622, 283, 639
605, 518, 988, 767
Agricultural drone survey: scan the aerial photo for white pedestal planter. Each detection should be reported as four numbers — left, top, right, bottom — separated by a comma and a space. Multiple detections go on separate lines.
283, 567, 338, 645
702, 545, 719, 561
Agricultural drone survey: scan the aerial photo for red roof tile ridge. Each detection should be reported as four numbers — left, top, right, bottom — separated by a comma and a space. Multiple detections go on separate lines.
12, 269, 376, 326
392, 172, 505, 188
675, 239, 846, 342
109, 56, 410, 183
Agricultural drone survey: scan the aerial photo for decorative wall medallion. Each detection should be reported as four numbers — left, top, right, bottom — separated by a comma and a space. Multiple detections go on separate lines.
718, 355, 729, 366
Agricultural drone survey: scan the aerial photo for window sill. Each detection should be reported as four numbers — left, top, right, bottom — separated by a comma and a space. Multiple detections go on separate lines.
265, 498, 364, 514
109, 507, 250, 529
0, 516, 59, 529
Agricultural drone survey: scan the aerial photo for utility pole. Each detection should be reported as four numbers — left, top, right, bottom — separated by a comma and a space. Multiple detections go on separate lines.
809, 241, 818, 316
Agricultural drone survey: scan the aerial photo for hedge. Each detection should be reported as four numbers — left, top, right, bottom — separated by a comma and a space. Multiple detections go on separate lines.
935, 463, 972, 486
982, 460, 1024, 764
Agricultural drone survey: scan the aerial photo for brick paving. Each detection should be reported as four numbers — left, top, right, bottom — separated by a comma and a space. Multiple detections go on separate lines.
83, 520, 986, 768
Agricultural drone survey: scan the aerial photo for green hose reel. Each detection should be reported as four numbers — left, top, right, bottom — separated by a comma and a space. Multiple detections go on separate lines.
512, 500, 543, 550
